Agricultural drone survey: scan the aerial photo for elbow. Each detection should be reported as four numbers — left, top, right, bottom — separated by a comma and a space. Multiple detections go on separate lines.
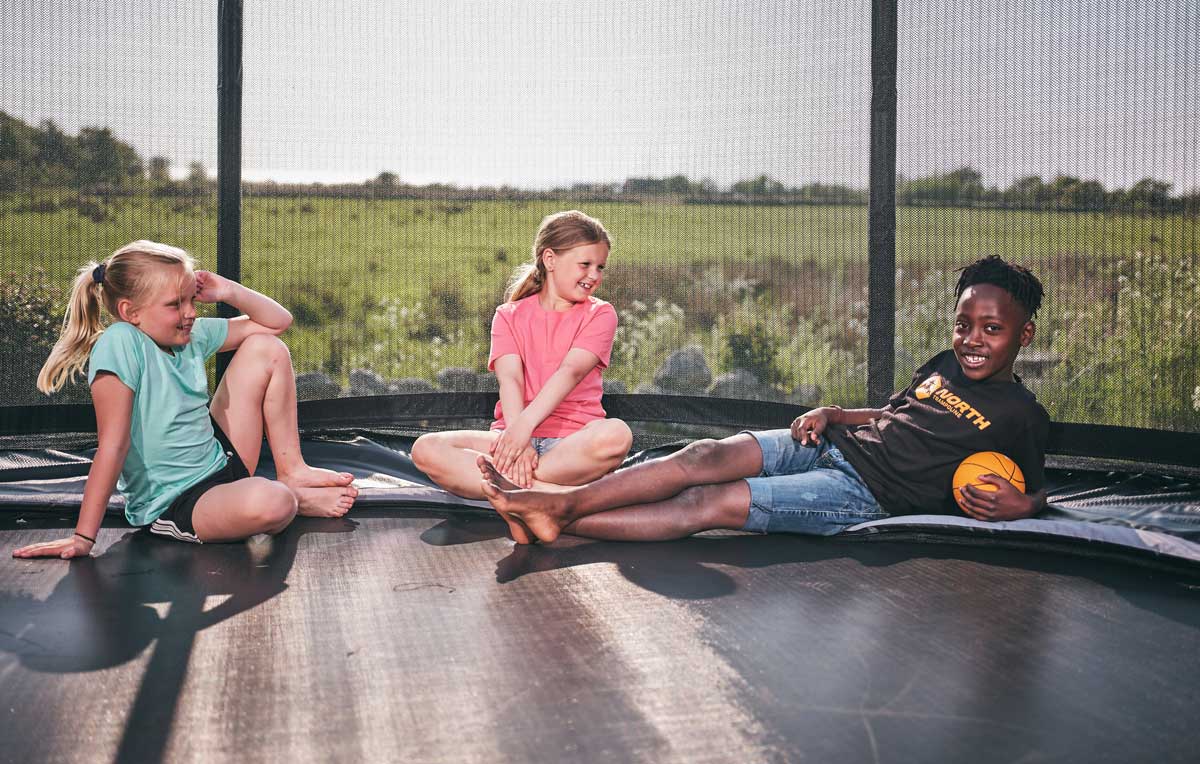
273, 310, 293, 334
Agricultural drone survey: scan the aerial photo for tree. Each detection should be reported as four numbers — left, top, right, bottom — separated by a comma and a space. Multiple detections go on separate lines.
1128, 178, 1172, 214
148, 156, 171, 186
374, 171, 398, 188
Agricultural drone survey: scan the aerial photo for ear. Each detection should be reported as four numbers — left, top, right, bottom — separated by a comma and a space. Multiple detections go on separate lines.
116, 298, 139, 324
1020, 320, 1035, 347
542, 249, 556, 272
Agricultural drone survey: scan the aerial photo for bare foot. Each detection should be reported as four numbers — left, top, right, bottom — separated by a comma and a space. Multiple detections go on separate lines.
279, 465, 354, 488
477, 455, 520, 491
478, 470, 572, 544
293, 484, 358, 518
476, 456, 535, 544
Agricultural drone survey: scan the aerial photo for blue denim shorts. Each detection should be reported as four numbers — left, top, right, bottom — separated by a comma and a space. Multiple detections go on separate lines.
741, 429, 887, 535
530, 436, 562, 457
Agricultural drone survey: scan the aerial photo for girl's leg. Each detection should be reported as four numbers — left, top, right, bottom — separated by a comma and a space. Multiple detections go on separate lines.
191, 477, 299, 542
411, 429, 502, 500
209, 334, 357, 517
479, 432, 765, 543
533, 418, 633, 486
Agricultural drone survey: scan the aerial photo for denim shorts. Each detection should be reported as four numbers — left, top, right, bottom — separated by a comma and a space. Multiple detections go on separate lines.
530, 437, 562, 457
741, 429, 887, 535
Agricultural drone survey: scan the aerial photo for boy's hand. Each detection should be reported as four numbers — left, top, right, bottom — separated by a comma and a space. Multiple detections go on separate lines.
791, 408, 834, 445
12, 535, 94, 559
194, 271, 234, 304
959, 475, 1039, 521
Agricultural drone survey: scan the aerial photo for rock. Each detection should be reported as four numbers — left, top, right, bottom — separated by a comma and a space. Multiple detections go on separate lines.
389, 377, 436, 394
634, 383, 665, 395
603, 379, 628, 395
349, 368, 389, 396
706, 369, 761, 399
653, 346, 712, 393
787, 383, 823, 405
436, 367, 482, 391
475, 374, 500, 392
296, 371, 342, 400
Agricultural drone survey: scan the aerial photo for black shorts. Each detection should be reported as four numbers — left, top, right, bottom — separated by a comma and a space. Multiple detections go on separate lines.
149, 417, 250, 544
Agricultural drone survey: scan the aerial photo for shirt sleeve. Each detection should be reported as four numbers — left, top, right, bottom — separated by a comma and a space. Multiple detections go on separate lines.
885, 353, 940, 409
488, 306, 520, 371
571, 302, 618, 368
87, 323, 145, 393
192, 317, 230, 359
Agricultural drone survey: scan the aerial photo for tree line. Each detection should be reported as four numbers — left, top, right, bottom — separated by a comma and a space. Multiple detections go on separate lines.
3, 112, 1196, 214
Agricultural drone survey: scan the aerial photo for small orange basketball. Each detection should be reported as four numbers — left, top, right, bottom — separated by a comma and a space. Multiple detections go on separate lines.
952, 451, 1025, 510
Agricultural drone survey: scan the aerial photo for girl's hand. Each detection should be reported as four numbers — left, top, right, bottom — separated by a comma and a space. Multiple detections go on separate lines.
194, 271, 233, 304
504, 447, 539, 489
12, 535, 94, 560
958, 476, 1038, 522
491, 427, 537, 484
791, 408, 834, 445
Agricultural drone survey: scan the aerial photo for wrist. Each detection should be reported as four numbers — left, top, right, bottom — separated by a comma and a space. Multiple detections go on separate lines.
824, 405, 843, 424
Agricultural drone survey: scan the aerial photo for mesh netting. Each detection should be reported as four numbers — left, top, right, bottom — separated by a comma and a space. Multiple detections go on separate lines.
1, 2, 1197, 436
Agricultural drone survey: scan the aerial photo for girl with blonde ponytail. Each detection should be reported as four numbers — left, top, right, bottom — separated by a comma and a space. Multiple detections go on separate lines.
15, 241, 359, 560
413, 211, 632, 541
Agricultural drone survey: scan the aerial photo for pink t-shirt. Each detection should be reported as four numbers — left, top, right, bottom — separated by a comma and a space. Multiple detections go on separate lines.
488, 295, 617, 437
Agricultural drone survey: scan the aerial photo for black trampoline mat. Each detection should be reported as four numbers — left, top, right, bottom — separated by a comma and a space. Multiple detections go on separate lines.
2, 510, 1198, 763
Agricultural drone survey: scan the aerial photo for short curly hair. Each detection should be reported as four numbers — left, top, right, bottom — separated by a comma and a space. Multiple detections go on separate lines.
955, 255, 1044, 319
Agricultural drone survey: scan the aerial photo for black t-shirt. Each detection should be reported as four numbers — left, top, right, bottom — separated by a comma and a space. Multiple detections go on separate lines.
827, 350, 1049, 516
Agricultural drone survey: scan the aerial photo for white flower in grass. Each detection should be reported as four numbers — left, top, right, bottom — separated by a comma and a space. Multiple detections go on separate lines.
1193, 385, 1200, 412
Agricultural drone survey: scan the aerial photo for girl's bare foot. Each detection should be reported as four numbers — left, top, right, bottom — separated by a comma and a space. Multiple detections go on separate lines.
292, 484, 358, 517
279, 465, 354, 488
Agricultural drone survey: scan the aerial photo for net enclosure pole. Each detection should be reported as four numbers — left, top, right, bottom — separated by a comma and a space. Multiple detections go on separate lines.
216, 0, 243, 380
867, 0, 898, 406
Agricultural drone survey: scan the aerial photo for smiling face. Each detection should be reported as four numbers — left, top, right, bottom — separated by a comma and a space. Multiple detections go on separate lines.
952, 283, 1035, 382
541, 241, 609, 310
120, 266, 198, 350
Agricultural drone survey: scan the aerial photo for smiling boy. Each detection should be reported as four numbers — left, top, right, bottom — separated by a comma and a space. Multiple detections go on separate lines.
478, 255, 1049, 544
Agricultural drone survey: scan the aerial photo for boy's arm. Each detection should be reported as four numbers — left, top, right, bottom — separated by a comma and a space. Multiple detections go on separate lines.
12, 374, 132, 558
960, 482, 1045, 521
195, 272, 293, 351
791, 405, 885, 445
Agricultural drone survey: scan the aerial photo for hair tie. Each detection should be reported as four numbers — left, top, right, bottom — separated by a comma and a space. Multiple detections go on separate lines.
92, 263, 106, 284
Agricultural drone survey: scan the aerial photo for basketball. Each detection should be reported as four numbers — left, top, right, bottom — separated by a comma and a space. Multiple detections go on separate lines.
952, 451, 1025, 510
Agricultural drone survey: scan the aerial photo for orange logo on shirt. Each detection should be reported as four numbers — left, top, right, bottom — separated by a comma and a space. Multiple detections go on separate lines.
915, 374, 943, 399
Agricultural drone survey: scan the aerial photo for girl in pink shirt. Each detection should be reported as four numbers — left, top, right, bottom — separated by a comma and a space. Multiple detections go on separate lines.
412, 211, 632, 510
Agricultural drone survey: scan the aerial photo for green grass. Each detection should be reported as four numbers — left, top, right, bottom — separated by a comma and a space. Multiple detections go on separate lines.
2, 191, 1197, 431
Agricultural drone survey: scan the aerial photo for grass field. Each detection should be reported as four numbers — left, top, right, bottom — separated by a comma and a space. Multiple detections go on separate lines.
2, 192, 1197, 431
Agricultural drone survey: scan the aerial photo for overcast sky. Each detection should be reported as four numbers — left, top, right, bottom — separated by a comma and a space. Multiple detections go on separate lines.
2, 0, 1196, 192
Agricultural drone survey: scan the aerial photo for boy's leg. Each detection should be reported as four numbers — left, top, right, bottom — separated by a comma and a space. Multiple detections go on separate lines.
411, 429, 502, 499
191, 477, 299, 542
209, 334, 357, 517
479, 432, 767, 543
532, 418, 633, 486
562, 481, 751, 541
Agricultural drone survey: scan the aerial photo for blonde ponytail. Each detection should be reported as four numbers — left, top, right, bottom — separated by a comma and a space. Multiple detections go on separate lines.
37, 263, 107, 394
505, 210, 611, 303
36, 240, 195, 394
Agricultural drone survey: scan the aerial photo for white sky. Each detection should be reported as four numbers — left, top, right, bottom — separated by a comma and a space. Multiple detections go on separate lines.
2, 0, 1196, 192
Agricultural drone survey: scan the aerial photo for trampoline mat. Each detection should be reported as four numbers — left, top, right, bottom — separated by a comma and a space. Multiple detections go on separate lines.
2, 433, 1200, 762
3, 433, 1200, 567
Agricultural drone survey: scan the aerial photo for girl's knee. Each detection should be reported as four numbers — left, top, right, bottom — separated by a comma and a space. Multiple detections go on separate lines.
249, 479, 297, 530
236, 332, 289, 362
411, 433, 443, 471
592, 419, 633, 459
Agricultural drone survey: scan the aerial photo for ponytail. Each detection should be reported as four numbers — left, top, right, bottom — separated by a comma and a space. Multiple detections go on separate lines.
505, 210, 611, 303
37, 262, 107, 394
36, 240, 195, 394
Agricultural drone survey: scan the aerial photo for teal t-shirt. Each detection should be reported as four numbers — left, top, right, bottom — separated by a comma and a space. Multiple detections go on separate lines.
87, 317, 230, 526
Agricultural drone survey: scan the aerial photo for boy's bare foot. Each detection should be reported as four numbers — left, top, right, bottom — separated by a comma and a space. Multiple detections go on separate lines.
279, 465, 355, 488
477, 465, 573, 544
473, 455, 535, 544
292, 484, 358, 518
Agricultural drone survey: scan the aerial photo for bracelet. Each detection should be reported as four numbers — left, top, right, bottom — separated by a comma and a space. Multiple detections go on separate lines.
74, 531, 96, 544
